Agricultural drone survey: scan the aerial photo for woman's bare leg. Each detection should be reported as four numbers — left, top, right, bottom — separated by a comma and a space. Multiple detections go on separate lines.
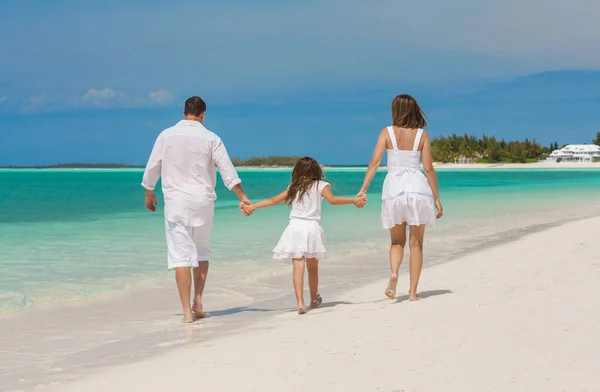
386, 223, 407, 299
408, 224, 426, 301
292, 258, 306, 313
306, 258, 322, 308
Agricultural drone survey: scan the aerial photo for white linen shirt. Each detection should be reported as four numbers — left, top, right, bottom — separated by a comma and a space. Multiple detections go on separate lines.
141, 120, 241, 226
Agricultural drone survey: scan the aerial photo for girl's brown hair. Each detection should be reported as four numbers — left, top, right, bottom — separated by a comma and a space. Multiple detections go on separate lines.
284, 157, 324, 206
391, 94, 427, 128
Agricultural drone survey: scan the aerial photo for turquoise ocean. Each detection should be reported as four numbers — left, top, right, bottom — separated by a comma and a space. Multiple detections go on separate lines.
1, 168, 600, 314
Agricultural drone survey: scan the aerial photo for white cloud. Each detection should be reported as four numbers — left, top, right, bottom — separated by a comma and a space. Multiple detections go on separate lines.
3, 0, 600, 103
148, 89, 174, 105
28, 94, 54, 108
0, 96, 7, 104
81, 88, 124, 108
80, 88, 175, 109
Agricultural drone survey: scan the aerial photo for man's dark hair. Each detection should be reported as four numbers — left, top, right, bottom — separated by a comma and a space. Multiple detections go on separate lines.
184, 96, 207, 116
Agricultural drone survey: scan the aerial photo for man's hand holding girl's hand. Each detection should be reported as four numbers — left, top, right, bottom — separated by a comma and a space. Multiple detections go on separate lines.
240, 202, 256, 217
239, 198, 253, 216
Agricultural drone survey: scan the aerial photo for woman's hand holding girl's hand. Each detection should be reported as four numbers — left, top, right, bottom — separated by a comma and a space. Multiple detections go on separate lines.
435, 199, 443, 219
353, 191, 367, 208
354, 194, 367, 208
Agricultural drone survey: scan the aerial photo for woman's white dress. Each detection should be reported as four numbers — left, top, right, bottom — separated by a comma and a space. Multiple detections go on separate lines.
273, 181, 329, 260
381, 126, 436, 229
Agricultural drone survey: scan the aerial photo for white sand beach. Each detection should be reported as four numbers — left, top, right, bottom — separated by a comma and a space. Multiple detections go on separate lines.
36, 216, 600, 392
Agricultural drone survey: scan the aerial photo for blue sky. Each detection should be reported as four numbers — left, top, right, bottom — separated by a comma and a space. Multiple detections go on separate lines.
1, 0, 599, 165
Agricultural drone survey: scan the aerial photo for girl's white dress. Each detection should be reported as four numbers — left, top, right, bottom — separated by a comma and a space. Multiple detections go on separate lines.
273, 181, 329, 260
381, 126, 436, 229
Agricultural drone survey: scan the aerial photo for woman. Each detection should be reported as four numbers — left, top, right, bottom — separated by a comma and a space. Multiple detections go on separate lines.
357, 94, 443, 301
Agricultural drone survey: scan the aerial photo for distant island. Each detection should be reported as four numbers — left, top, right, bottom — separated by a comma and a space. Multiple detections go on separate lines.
231, 156, 302, 167
0, 157, 304, 169
0, 163, 145, 169
431, 132, 600, 163
3, 132, 599, 169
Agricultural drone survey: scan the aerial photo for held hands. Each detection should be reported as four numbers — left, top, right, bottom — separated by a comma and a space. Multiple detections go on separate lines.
354, 191, 368, 208
239, 198, 254, 217
240, 202, 255, 216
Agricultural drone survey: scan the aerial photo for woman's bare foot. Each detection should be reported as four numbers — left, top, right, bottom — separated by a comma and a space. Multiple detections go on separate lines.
310, 294, 322, 309
385, 274, 398, 299
192, 304, 206, 319
408, 291, 421, 301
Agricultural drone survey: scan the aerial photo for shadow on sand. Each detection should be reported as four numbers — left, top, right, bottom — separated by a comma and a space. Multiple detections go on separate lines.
318, 299, 386, 309
394, 289, 453, 303
173, 306, 280, 319
175, 290, 453, 318
207, 306, 281, 317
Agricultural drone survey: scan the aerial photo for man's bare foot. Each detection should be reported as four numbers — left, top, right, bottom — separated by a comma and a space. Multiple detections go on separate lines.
385, 274, 398, 299
310, 294, 322, 309
192, 304, 206, 319
183, 308, 195, 323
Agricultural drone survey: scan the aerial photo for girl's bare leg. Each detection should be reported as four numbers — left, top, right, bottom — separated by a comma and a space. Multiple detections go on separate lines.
306, 258, 322, 308
408, 224, 426, 301
292, 258, 307, 313
386, 223, 407, 299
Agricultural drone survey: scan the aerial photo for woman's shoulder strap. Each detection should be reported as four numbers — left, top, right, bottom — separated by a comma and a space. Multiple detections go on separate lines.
412, 129, 424, 151
386, 126, 399, 150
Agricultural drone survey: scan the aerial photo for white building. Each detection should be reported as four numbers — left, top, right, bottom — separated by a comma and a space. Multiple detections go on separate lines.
546, 144, 600, 163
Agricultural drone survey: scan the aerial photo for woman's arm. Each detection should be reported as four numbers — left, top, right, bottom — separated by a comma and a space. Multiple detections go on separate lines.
242, 189, 289, 215
322, 186, 365, 206
421, 132, 443, 218
358, 128, 387, 195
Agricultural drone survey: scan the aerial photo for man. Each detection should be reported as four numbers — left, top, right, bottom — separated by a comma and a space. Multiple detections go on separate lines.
142, 96, 250, 323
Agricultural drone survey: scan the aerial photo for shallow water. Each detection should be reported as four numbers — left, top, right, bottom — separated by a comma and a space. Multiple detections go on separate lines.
2, 168, 600, 390
1, 168, 600, 314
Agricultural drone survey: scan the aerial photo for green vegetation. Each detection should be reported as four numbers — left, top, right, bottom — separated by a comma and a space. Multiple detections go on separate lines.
431, 134, 555, 163
231, 156, 301, 167
3, 132, 598, 168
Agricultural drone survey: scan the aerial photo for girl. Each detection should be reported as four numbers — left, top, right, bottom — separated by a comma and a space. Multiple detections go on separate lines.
357, 94, 443, 301
242, 157, 365, 314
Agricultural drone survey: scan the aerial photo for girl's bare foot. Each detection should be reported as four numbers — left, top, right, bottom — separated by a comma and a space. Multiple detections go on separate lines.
385, 274, 398, 299
298, 302, 307, 315
310, 294, 322, 309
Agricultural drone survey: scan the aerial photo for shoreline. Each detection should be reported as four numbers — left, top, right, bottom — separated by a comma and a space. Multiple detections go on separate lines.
33, 214, 600, 391
4, 202, 600, 390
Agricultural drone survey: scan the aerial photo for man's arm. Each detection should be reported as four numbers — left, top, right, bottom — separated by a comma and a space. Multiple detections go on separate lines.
141, 136, 163, 212
212, 137, 247, 202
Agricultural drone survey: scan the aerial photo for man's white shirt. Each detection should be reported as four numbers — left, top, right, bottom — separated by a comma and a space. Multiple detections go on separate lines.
142, 120, 241, 226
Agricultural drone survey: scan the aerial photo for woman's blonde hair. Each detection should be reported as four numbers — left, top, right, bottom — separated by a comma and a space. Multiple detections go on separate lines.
391, 94, 427, 128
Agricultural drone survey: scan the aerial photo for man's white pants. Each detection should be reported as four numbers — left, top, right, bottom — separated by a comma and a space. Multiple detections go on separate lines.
164, 215, 213, 270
